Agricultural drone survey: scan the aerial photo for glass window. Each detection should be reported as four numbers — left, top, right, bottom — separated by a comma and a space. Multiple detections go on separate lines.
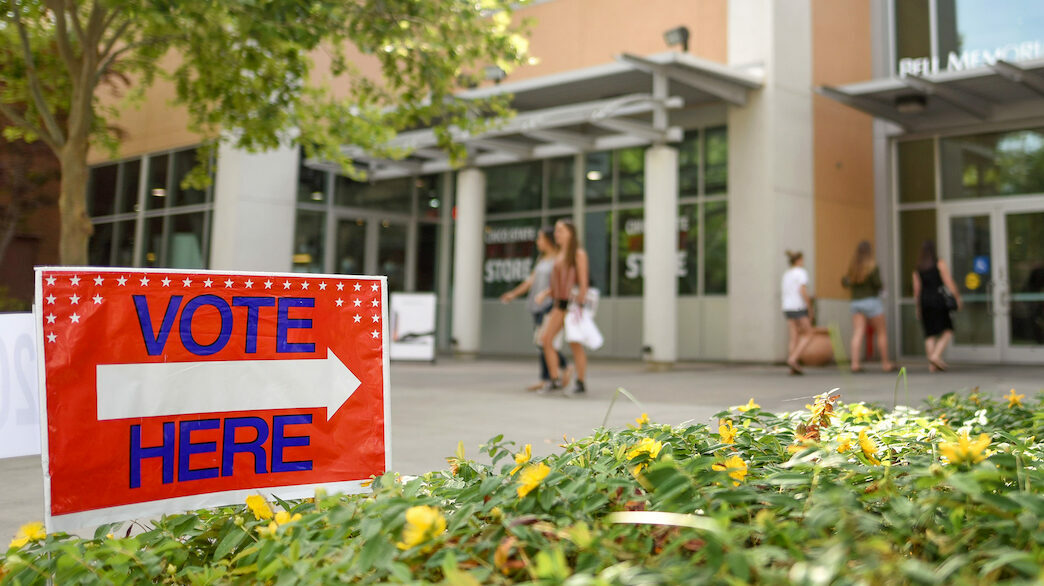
172, 148, 206, 207
678, 205, 699, 295
678, 132, 700, 196
937, 1, 1044, 70
547, 156, 575, 209
617, 148, 645, 204
147, 154, 170, 210
417, 175, 443, 221
704, 126, 728, 195
898, 139, 935, 203
584, 152, 612, 204
584, 210, 612, 294
899, 208, 936, 296
167, 212, 207, 269
334, 218, 366, 275
297, 157, 328, 203
336, 175, 413, 211
894, 0, 931, 74
704, 200, 728, 294
899, 303, 926, 355
416, 224, 439, 292
378, 221, 409, 292
293, 210, 326, 273
117, 160, 141, 214
113, 220, 136, 266
140, 216, 165, 267
483, 218, 540, 298
88, 222, 114, 266
940, 127, 1044, 200
485, 161, 541, 214
616, 208, 644, 296
88, 164, 117, 217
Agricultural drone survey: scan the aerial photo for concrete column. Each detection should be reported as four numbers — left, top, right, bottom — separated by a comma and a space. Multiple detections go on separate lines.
726, 0, 814, 362
451, 167, 486, 356
210, 143, 297, 271
643, 145, 679, 366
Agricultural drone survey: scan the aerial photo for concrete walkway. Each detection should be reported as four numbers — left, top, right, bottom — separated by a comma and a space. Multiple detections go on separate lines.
3, 357, 1042, 543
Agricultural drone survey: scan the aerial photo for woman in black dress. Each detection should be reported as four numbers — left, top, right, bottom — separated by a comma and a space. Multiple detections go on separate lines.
912, 240, 962, 372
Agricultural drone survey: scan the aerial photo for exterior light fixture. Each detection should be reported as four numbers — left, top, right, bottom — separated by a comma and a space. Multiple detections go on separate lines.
586, 170, 603, 181
484, 65, 507, 84
310, 191, 323, 201
151, 188, 166, 197
429, 198, 440, 208
663, 26, 690, 53
894, 94, 927, 114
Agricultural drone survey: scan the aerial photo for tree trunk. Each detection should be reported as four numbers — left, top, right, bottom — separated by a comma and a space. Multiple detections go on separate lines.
58, 139, 93, 266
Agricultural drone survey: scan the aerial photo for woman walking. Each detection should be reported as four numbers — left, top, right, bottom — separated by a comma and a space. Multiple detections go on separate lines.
538, 219, 589, 396
781, 250, 814, 375
842, 241, 895, 373
913, 240, 962, 372
500, 227, 570, 391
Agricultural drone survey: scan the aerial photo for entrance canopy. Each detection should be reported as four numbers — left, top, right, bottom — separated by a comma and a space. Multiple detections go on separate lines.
819, 57, 1044, 133
316, 52, 762, 180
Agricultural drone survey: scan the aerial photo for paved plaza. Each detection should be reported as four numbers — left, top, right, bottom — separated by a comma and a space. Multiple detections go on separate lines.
3, 357, 1042, 543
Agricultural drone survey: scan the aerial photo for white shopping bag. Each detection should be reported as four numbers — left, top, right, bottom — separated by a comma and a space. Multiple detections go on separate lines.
564, 306, 604, 350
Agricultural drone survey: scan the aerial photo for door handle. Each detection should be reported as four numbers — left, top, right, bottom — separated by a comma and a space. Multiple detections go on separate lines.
999, 285, 1010, 316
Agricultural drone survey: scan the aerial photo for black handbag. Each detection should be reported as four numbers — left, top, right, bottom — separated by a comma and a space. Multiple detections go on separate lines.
938, 286, 958, 311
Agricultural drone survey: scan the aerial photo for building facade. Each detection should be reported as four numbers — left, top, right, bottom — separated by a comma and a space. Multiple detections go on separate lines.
82, 0, 1044, 364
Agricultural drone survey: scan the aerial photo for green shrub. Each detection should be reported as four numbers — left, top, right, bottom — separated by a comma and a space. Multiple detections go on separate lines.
3, 390, 1042, 584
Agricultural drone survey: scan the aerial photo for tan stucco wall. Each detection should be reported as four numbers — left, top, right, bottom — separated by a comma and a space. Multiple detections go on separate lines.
92, 0, 727, 163
811, 0, 875, 300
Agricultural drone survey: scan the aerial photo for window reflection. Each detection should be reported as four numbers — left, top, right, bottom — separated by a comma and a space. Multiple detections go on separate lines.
941, 128, 1044, 199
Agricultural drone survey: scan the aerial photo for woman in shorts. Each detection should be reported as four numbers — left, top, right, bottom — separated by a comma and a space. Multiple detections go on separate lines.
781, 250, 814, 375
842, 241, 895, 373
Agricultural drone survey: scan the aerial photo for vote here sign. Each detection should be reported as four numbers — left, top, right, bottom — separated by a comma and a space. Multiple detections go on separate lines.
34, 268, 390, 531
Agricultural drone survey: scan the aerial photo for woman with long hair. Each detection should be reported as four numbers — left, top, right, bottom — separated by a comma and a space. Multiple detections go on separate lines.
781, 250, 814, 375
500, 226, 570, 391
842, 241, 895, 373
537, 219, 589, 395
912, 240, 962, 372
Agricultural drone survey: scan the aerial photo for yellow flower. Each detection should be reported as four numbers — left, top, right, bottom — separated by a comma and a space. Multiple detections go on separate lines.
510, 444, 532, 475
626, 437, 664, 473
837, 435, 853, 454
718, 420, 737, 445
939, 430, 991, 465
274, 511, 302, 526
849, 404, 873, 421
712, 455, 748, 485
396, 505, 447, 550
734, 398, 760, 412
8, 522, 45, 549
517, 462, 551, 498
858, 431, 881, 465
635, 413, 650, 426
1006, 388, 1024, 408
245, 495, 274, 521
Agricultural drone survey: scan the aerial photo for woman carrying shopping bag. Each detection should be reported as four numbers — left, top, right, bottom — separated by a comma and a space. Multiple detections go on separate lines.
537, 219, 590, 396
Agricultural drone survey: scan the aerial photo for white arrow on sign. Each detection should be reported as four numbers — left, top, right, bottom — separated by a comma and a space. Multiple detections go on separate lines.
95, 349, 361, 421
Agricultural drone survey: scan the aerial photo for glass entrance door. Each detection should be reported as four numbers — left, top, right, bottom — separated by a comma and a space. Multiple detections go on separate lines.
333, 215, 413, 292
941, 200, 1044, 363
941, 209, 1000, 362
1004, 209, 1044, 360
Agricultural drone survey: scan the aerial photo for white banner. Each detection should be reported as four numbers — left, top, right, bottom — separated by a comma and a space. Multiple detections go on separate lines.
390, 293, 437, 361
0, 312, 41, 459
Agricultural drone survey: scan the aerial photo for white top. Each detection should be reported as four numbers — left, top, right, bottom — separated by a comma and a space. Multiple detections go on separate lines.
781, 266, 809, 311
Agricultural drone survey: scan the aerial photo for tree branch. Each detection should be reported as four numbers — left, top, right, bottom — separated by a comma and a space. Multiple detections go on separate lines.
68, 0, 87, 46
0, 101, 58, 153
45, 0, 79, 73
98, 16, 132, 66
11, 5, 66, 147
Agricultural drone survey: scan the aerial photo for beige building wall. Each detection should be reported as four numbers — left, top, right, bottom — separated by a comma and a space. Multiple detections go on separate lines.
811, 0, 876, 300
91, 0, 728, 163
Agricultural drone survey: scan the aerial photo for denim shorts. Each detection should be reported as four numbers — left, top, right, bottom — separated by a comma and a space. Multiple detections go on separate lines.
850, 296, 884, 318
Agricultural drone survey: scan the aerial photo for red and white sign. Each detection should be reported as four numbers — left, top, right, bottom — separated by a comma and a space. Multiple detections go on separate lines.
34, 268, 390, 531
